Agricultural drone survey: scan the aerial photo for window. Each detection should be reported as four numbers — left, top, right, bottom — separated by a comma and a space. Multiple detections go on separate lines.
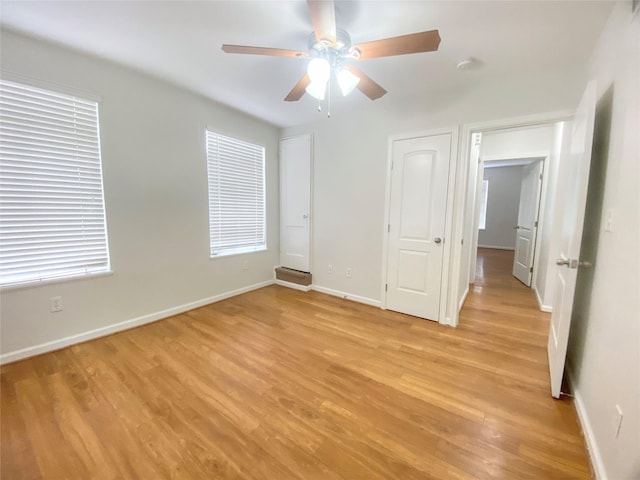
205, 131, 266, 257
478, 179, 489, 230
0, 79, 110, 287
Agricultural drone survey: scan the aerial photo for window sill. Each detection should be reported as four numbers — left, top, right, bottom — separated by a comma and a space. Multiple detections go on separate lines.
210, 246, 267, 259
0, 270, 114, 293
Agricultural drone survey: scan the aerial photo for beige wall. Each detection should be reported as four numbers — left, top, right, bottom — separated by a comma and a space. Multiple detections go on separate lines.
0, 31, 281, 361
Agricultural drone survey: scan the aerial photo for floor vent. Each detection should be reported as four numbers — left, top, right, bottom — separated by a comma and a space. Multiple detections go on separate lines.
275, 267, 312, 286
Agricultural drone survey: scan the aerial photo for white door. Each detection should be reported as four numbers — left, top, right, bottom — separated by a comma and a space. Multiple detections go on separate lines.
280, 134, 312, 272
548, 82, 596, 398
513, 161, 543, 286
386, 134, 452, 321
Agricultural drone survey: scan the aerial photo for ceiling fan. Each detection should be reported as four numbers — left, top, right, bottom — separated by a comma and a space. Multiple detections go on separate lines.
221, 0, 441, 104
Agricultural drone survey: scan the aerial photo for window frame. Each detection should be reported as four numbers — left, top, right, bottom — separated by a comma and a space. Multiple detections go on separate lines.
0, 77, 111, 290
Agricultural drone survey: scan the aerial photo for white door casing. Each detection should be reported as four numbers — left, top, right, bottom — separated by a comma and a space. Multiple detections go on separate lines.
385, 134, 452, 321
279, 134, 312, 272
513, 160, 544, 286
547, 82, 596, 399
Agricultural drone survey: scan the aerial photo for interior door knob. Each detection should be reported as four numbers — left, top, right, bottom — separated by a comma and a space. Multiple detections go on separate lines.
302, 214, 308, 219
434, 237, 442, 244
557, 258, 578, 268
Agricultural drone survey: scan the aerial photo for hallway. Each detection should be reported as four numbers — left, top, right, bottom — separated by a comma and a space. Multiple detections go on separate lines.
455, 247, 592, 476
459, 247, 553, 374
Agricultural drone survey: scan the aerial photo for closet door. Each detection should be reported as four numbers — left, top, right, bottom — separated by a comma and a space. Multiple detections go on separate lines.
385, 133, 452, 321
280, 134, 312, 272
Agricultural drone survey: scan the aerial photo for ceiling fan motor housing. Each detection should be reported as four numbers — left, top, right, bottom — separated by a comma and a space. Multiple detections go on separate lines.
308, 28, 360, 67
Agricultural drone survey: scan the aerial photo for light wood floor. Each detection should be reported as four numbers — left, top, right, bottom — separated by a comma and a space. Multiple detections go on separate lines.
1, 248, 591, 479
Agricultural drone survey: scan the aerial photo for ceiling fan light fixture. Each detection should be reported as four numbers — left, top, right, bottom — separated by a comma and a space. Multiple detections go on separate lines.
305, 79, 327, 100
307, 58, 330, 83
336, 68, 360, 96
222, 1, 442, 108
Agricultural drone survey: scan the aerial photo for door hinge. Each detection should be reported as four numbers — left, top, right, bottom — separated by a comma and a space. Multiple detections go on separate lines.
391, 161, 394, 171
530, 267, 534, 273
385, 284, 388, 292
534, 221, 538, 227
388, 224, 390, 232
540, 173, 543, 180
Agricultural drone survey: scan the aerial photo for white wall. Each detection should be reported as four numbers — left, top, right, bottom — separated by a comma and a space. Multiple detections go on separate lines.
0, 31, 281, 361
282, 62, 586, 313
566, 4, 640, 479
481, 125, 553, 160
478, 166, 523, 250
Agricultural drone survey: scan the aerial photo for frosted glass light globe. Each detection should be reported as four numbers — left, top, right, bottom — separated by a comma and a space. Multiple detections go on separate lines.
307, 58, 330, 83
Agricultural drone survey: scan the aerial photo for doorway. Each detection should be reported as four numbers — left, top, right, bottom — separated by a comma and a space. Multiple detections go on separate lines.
470, 125, 554, 294
478, 158, 545, 286
450, 114, 572, 328
566, 86, 613, 366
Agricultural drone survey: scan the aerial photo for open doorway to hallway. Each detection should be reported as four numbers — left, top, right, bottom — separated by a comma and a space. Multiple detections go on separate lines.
479, 158, 545, 287
457, 119, 571, 318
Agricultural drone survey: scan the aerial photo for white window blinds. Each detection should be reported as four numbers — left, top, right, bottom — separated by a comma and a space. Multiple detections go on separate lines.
206, 131, 266, 256
0, 79, 110, 287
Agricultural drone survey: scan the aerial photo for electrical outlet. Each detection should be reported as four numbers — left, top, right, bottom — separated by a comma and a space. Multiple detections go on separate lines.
242, 260, 249, 270
50, 296, 63, 313
346, 267, 352, 278
328, 264, 333, 274
613, 404, 623, 438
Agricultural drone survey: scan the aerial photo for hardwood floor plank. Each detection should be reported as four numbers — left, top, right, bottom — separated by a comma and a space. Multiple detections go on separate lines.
14, 376, 90, 478
0, 248, 592, 479
0, 373, 40, 480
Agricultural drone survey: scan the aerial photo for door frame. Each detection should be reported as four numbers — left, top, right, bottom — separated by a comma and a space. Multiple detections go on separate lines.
279, 133, 314, 274
380, 126, 459, 326
479, 156, 547, 285
472, 135, 553, 292
450, 110, 574, 327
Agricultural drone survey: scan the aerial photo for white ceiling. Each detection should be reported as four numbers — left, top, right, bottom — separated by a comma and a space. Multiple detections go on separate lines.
0, 1, 615, 128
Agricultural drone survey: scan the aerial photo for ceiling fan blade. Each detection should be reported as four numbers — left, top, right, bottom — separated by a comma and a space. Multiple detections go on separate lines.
222, 44, 308, 58
352, 30, 441, 60
345, 66, 387, 100
284, 74, 311, 102
307, 0, 337, 45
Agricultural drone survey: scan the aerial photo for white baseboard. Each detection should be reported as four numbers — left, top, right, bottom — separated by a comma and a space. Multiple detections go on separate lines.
477, 244, 515, 251
311, 285, 381, 308
0, 280, 274, 365
534, 286, 553, 312
458, 285, 469, 312
274, 279, 312, 292
567, 369, 607, 480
